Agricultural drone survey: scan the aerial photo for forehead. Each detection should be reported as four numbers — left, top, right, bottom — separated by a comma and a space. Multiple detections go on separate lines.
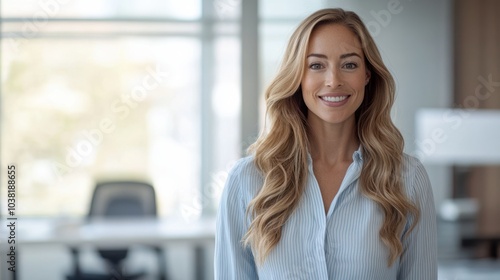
307, 23, 363, 55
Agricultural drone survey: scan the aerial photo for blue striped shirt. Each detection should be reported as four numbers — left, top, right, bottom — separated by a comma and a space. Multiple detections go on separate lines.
215, 149, 437, 279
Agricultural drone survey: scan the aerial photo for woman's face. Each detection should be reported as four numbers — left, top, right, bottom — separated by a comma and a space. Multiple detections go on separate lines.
301, 23, 370, 127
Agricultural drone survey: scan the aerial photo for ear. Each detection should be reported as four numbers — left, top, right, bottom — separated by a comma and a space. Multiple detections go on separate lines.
365, 69, 371, 85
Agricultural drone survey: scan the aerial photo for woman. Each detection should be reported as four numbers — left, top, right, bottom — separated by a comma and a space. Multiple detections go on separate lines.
215, 8, 437, 280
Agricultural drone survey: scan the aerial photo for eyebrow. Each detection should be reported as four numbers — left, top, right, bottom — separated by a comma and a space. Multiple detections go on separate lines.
307, 52, 362, 59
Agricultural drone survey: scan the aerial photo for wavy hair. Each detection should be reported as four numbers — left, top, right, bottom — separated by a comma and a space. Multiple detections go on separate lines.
243, 8, 419, 267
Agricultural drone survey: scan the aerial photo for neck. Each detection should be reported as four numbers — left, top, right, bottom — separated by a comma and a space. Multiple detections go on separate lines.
307, 116, 359, 165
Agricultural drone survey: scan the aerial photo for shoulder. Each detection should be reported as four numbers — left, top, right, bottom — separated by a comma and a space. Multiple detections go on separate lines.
401, 153, 432, 201
222, 155, 264, 201
401, 153, 427, 177
228, 155, 262, 180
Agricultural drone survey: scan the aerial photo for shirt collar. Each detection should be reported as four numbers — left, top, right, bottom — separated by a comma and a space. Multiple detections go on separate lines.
352, 145, 363, 163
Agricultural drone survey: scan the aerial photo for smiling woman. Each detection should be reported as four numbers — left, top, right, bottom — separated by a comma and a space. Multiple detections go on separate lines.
215, 8, 437, 280
302, 23, 370, 132
302, 23, 370, 212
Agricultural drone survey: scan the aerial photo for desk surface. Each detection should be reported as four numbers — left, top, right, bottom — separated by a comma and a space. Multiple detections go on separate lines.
3, 217, 215, 248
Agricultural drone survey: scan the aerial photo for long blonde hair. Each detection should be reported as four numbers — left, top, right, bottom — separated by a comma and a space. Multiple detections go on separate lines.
244, 8, 419, 266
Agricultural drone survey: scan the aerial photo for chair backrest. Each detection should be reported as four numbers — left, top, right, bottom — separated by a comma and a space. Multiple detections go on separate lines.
88, 181, 157, 218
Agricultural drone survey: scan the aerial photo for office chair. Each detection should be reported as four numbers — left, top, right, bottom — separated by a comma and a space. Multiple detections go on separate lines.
67, 180, 168, 280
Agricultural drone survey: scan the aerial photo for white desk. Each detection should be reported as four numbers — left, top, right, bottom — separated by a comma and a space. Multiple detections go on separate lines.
1, 217, 216, 280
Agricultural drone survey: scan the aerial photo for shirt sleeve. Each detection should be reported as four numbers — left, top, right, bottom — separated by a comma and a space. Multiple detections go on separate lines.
214, 163, 258, 280
397, 159, 438, 280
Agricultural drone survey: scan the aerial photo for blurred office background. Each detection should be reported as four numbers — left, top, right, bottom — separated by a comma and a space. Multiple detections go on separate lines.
1, 0, 499, 279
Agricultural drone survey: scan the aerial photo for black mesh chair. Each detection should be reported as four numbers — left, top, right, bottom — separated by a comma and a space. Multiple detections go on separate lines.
67, 180, 167, 280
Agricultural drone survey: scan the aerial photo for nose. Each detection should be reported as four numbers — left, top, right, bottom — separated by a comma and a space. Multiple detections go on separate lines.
325, 69, 343, 87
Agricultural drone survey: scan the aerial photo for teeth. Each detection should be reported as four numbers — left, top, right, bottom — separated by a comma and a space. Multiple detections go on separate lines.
321, 95, 348, 102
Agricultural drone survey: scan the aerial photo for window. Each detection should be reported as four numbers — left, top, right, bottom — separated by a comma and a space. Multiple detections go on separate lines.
259, 0, 325, 87
0, 0, 241, 219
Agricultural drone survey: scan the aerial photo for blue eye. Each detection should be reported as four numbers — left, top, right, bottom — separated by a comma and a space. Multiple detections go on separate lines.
309, 63, 324, 70
343, 62, 358, 69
